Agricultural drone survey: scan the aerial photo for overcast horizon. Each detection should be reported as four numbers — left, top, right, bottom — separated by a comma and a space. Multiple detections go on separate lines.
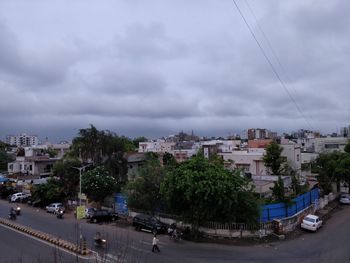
1, 1, 349, 143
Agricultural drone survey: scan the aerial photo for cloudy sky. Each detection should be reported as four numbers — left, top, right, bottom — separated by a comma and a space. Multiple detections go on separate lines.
0, 0, 349, 142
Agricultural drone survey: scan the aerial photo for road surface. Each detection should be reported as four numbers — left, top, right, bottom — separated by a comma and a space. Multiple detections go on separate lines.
0, 200, 349, 262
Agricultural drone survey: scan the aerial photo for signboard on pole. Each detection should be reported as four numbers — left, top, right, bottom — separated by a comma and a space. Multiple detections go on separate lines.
76, 205, 86, 220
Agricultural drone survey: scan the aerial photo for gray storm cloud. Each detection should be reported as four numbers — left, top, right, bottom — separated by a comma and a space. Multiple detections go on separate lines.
0, 0, 349, 141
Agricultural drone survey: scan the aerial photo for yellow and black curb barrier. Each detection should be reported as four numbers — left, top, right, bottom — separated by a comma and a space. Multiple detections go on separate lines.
0, 218, 90, 255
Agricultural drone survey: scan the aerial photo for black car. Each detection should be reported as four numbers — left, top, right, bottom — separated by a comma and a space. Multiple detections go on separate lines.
90, 210, 118, 223
132, 214, 166, 234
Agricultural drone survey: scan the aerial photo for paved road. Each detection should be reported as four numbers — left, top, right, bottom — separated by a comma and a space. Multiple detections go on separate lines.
0, 199, 350, 262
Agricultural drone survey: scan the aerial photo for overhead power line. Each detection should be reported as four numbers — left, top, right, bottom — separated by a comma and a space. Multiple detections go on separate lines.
231, 0, 314, 130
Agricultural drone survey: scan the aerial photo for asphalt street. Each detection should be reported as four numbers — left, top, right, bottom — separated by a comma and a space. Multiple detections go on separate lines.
0, 199, 349, 263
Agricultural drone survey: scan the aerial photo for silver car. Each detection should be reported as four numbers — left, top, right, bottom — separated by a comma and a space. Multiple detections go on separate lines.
340, 193, 350, 204
46, 203, 65, 213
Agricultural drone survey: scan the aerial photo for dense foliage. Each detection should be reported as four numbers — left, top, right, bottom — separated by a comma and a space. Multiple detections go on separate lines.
123, 153, 165, 212
160, 154, 260, 226
53, 157, 82, 200
313, 142, 350, 194
263, 141, 285, 175
81, 166, 117, 203
31, 178, 65, 206
69, 124, 130, 183
0, 141, 14, 172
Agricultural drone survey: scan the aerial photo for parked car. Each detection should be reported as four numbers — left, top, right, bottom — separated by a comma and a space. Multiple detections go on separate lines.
90, 210, 118, 223
301, 214, 322, 232
339, 193, 350, 204
10, 192, 31, 202
85, 207, 97, 219
132, 214, 166, 234
46, 203, 65, 214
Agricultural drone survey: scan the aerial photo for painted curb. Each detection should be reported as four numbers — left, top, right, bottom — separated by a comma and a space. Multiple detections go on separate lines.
0, 217, 90, 255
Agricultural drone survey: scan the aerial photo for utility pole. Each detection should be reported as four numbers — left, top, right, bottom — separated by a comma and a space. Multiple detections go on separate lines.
72, 164, 91, 207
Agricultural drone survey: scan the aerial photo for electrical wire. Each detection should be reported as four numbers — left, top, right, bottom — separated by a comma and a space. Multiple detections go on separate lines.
244, 0, 315, 131
231, 0, 314, 130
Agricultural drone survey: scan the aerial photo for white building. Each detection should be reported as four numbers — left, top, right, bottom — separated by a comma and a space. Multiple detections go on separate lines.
6, 133, 39, 147
314, 137, 349, 154
280, 140, 302, 177
220, 149, 267, 176
138, 140, 175, 153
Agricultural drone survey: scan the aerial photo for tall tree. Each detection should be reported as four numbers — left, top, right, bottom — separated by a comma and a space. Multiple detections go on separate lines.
123, 153, 165, 213
313, 151, 343, 193
69, 125, 130, 183
161, 154, 260, 228
270, 175, 286, 202
0, 141, 14, 172
263, 141, 285, 175
71, 124, 104, 164
53, 157, 82, 200
81, 166, 117, 204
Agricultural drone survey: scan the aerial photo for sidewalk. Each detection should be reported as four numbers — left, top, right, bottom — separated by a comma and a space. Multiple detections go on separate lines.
190, 199, 341, 246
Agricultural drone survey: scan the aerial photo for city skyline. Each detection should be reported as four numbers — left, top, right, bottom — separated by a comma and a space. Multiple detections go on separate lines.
0, 1, 349, 142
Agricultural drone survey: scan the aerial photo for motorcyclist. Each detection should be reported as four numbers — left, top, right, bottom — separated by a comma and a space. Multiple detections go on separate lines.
9, 207, 16, 220
56, 208, 64, 219
94, 232, 102, 245
16, 205, 21, 215
167, 223, 176, 236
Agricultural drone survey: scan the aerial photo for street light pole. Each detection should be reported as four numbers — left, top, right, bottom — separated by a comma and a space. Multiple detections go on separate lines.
72, 164, 91, 207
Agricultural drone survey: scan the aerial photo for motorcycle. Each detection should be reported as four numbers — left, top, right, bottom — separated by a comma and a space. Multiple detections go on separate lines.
16, 206, 21, 215
170, 230, 182, 241
9, 211, 17, 220
56, 209, 64, 219
168, 224, 182, 242
94, 237, 107, 248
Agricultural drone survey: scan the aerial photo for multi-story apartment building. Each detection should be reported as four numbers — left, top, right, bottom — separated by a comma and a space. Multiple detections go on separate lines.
314, 137, 349, 154
247, 128, 276, 140
339, 126, 350, 138
7, 142, 71, 178
138, 140, 175, 153
6, 133, 39, 147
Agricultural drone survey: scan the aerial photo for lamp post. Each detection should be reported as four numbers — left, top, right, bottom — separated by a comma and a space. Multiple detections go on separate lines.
72, 164, 91, 207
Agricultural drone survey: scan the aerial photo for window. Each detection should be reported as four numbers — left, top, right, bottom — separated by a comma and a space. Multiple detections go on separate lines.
304, 217, 315, 223
296, 154, 300, 162
325, 144, 339, 149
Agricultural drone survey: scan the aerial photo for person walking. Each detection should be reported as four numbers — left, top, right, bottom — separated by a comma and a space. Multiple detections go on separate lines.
152, 234, 160, 252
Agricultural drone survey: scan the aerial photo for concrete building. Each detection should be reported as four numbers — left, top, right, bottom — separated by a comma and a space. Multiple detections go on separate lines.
138, 140, 175, 153
220, 149, 267, 176
126, 152, 146, 180
248, 139, 273, 149
314, 137, 349, 153
7, 155, 58, 178
280, 140, 302, 177
6, 133, 39, 147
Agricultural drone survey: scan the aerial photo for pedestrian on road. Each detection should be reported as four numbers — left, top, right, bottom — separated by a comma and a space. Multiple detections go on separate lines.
152, 234, 160, 253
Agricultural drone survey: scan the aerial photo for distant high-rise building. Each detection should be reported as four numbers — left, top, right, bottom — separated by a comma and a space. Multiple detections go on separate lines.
247, 128, 275, 140
339, 126, 349, 138
6, 133, 38, 147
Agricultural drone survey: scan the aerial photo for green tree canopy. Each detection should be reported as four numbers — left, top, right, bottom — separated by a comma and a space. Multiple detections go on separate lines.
123, 152, 165, 213
53, 157, 82, 200
263, 141, 285, 175
344, 140, 350, 154
0, 141, 14, 172
313, 151, 344, 193
160, 154, 260, 227
68, 125, 130, 183
32, 178, 65, 206
81, 166, 117, 204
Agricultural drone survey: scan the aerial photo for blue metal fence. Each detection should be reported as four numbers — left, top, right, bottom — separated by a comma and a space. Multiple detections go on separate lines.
115, 193, 128, 215
260, 188, 319, 223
